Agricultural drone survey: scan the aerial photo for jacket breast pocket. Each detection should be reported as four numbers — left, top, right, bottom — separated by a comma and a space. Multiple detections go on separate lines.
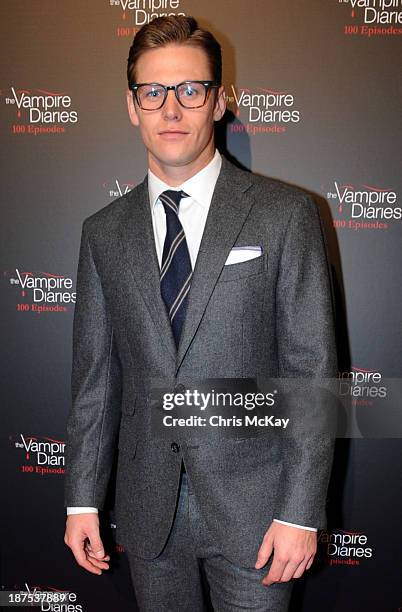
217, 252, 267, 283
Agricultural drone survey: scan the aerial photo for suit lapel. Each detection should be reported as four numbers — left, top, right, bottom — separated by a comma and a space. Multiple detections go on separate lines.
119, 177, 177, 362
175, 157, 254, 374
118, 157, 255, 372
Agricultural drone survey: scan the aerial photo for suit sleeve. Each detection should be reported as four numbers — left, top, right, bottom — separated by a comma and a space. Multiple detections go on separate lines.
273, 194, 337, 530
64, 221, 122, 510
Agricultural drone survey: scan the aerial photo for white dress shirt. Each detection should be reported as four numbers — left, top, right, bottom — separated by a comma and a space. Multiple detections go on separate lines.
67, 149, 317, 532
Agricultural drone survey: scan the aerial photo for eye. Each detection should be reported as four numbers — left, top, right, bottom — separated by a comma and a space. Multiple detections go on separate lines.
184, 85, 198, 96
178, 82, 203, 98
146, 88, 162, 98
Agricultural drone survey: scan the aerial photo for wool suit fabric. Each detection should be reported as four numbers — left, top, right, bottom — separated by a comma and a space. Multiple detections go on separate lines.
64, 155, 337, 569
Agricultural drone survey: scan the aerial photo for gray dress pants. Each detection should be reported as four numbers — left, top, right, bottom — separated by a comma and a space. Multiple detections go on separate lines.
127, 463, 293, 611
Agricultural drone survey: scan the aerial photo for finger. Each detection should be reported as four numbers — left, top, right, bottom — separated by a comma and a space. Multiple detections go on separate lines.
262, 556, 287, 585
70, 542, 103, 575
84, 544, 110, 569
305, 554, 315, 571
255, 534, 273, 569
281, 557, 307, 582
86, 551, 110, 563
85, 542, 110, 561
86, 555, 110, 570
292, 558, 309, 579
76, 542, 110, 572
87, 530, 107, 560
85, 553, 110, 568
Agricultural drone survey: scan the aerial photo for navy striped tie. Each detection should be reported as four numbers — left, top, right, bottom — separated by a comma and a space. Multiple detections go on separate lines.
159, 190, 192, 348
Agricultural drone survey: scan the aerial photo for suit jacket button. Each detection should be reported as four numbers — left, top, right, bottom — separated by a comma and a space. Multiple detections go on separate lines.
171, 442, 180, 453
174, 383, 186, 393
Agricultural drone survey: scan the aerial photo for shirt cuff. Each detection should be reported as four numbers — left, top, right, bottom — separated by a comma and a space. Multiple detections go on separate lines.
66, 507, 98, 515
273, 519, 317, 532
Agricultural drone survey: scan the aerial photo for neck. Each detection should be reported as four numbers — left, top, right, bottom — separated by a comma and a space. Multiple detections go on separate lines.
148, 144, 216, 187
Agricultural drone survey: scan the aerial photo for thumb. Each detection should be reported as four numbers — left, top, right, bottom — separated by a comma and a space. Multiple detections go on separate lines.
255, 532, 273, 569
87, 529, 105, 558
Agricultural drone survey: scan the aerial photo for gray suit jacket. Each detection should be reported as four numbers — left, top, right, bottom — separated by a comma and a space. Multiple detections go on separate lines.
64, 155, 337, 567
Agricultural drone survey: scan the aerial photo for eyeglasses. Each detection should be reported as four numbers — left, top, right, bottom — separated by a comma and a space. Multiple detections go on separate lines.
130, 80, 220, 110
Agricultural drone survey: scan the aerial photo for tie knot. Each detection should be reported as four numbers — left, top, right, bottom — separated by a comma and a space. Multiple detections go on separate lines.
159, 189, 189, 215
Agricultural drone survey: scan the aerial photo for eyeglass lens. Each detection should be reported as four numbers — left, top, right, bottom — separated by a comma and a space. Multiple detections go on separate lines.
136, 82, 208, 109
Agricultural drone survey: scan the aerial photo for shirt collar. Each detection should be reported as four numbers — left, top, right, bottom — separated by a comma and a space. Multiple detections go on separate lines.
148, 149, 222, 210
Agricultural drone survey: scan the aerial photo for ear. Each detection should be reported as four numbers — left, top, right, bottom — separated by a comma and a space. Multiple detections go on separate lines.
213, 85, 227, 122
126, 88, 140, 127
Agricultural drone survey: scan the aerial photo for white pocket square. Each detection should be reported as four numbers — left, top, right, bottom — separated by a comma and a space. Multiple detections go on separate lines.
224, 246, 263, 266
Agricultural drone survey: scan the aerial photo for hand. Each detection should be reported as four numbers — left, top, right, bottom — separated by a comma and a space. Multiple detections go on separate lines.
255, 522, 316, 585
64, 513, 110, 575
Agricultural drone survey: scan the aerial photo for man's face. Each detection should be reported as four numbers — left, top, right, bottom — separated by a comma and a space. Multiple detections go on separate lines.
126, 43, 226, 178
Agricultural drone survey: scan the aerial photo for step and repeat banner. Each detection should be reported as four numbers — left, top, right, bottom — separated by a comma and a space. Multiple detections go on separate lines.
1, 1, 401, 611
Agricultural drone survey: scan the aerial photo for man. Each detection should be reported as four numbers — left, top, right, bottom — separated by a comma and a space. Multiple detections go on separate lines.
64, 15, 337, 611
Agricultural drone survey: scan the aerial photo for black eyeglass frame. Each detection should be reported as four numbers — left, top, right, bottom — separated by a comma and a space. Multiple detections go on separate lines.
129, 80, 221, 110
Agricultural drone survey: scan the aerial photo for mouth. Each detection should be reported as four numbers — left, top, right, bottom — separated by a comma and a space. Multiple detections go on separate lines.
158, 130, 189, 139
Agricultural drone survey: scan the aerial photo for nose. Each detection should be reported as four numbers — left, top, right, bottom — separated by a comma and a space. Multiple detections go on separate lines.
162, 89, 182, 120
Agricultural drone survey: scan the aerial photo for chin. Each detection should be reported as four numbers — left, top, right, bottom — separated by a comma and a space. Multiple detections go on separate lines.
154, 151, 196, 168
